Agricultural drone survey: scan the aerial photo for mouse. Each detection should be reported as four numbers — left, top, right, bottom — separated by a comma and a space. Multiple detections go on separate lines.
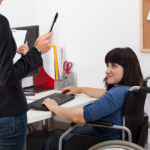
62, 89, 70, 94
62, 89, 75, 97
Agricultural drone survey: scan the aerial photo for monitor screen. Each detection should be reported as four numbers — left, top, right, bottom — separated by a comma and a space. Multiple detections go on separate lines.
13, 25, 39, 77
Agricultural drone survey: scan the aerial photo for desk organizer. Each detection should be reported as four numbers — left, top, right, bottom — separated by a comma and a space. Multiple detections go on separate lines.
54, 72, 76, 90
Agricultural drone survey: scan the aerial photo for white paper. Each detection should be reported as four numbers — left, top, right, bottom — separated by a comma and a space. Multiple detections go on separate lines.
12, 30, 27, 63
42, 48, 55, 80
147, 11, 150, 20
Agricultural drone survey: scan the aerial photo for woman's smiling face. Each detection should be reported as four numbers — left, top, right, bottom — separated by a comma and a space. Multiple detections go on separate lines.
105, 62, 124, 85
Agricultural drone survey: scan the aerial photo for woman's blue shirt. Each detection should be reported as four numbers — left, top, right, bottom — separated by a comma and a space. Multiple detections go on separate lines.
84, 85, 130, 139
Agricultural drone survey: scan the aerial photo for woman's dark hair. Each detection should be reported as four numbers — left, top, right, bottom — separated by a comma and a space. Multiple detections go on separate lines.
104, 47, 144, 90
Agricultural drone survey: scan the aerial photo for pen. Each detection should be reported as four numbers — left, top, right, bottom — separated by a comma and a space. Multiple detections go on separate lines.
50, 12, 58, 32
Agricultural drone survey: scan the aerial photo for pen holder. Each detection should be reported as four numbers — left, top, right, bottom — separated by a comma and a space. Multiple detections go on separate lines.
54, 72, 76, 90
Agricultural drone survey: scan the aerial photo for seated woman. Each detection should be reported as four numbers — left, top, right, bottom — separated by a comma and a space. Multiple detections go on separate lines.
42, 47, 143, 150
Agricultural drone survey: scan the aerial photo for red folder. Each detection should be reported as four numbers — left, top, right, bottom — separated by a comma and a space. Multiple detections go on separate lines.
33, 66, 54, 88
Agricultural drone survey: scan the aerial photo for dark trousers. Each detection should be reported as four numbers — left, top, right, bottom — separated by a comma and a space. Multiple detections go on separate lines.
41, 126, 96, 150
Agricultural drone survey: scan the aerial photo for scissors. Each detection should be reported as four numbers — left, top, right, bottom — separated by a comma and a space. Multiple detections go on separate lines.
63, 61, 73, 78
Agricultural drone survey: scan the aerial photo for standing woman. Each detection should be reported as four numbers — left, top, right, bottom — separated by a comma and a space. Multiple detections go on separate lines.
0, 0, 53, 149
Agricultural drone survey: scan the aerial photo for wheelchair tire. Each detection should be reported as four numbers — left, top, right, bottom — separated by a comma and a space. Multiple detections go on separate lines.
88, 140, 144, 150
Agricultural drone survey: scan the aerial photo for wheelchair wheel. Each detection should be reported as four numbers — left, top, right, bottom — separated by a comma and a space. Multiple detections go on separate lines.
88, 140, 144, 150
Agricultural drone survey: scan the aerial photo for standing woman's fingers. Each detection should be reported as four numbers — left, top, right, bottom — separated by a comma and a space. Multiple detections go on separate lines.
17, 41, 29, 55
24, 41, 29, 53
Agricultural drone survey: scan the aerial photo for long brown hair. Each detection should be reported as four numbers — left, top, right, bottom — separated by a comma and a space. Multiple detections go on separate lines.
104, 47, 143, 90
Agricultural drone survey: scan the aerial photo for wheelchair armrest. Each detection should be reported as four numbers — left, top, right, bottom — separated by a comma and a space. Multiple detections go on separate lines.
87, 121, 113, 126
70, 121, 113, 127
71, 121, 131, 141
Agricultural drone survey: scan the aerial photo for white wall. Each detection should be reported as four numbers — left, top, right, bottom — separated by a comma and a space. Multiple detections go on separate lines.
1, 0, 150, 88
0, 0, 38, 27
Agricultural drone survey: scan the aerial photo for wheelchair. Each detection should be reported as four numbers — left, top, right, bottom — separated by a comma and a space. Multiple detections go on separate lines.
58, 77, 150, 150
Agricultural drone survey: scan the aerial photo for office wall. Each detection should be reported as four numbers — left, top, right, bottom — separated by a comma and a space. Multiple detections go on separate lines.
1, 0, 150, 88
0, 0, 38, 27
36, 0, 150, 88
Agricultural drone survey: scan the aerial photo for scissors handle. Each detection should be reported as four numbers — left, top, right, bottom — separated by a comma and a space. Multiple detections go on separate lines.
68, 62, 73, 72
63, 61, 73, 74
63, 61, 68, 73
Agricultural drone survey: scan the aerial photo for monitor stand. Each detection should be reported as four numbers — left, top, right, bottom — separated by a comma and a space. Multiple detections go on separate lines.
23, 86, 53, 96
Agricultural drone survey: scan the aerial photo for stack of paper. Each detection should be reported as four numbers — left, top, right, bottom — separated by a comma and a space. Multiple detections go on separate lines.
12, 30, 27, 63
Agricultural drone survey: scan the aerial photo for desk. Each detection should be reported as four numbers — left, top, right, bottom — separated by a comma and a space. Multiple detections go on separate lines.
27, 90, 96, 124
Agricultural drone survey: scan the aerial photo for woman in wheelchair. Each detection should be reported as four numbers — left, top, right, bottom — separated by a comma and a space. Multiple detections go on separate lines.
42, 47, 144, 150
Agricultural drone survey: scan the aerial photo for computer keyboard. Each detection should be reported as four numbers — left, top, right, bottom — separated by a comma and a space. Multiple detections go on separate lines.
28, 92, 75, 111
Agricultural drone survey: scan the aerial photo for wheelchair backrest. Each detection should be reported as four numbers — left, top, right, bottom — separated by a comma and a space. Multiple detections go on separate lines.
122, 90, 148, 147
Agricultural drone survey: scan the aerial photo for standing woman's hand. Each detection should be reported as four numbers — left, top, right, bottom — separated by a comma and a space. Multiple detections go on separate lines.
34, 32, 53, 54
17, 41, 29, 55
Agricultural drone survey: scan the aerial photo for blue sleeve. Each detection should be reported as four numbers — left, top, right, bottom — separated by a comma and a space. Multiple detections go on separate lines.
83, 86, 129, 122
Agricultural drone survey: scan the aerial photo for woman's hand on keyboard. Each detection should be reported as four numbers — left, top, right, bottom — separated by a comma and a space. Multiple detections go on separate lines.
42, 98, 58, 112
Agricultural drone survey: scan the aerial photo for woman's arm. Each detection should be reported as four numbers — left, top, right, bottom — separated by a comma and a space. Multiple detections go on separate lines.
78, 87, 106, 98
62, 86, 106, 98
43, 98, 85, 123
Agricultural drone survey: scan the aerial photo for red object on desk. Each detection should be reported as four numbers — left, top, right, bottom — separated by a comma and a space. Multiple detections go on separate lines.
33, 66, 54, 88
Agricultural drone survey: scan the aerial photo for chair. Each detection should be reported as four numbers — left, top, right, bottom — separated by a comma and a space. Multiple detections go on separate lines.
58, 84, 150, 150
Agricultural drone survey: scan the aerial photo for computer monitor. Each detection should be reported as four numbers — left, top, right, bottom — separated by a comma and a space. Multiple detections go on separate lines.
13, 25, 53, 94
13, 25, 39, 77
